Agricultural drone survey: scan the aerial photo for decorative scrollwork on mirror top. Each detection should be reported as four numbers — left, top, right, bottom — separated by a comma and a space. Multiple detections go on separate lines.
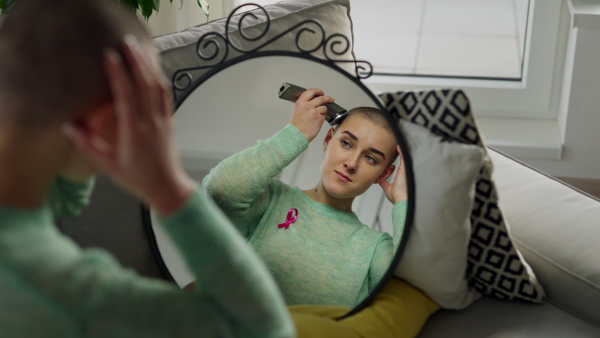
171, 3, 373, 98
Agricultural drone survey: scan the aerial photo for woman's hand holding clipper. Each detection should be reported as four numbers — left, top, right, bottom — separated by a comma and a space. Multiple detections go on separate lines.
289, 88, 335, 143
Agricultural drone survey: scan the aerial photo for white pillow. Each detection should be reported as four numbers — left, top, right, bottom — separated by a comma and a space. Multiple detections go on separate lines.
394, 121, 485, 309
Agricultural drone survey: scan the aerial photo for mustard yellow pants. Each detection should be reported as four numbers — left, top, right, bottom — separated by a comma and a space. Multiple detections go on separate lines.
289, 278, 440, 338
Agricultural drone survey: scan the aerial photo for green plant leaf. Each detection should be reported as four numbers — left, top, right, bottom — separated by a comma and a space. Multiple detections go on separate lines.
138, 0, 157, 21
197, 0, 209, 18
0, 0, 18, 14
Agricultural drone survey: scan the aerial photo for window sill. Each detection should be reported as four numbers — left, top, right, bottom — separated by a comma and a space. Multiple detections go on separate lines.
478, 117, 562, 160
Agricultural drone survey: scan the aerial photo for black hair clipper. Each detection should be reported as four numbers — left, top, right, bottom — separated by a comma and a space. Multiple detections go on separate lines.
278, 83, 348, 126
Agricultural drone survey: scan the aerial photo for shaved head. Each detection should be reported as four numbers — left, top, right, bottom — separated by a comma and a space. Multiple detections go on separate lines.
0, 0, 150, 127
334, 107, 399, 166
336, 107, 394, 134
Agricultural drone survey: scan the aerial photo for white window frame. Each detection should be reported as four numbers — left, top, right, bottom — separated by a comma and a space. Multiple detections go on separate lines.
363, 0, 563, 120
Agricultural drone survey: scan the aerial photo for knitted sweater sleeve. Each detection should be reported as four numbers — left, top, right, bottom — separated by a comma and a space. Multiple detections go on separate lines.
48, 176, 95, 219
155, 188, 294, 338
368, 201, 408, 290
39, 188, 294, 338
202, 124, 308, 237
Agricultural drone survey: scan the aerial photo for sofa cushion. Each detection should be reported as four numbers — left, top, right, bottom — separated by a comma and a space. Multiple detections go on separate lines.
394, 121, 484, 309
490, 149, 600, 327
381, 89, 545, 303
418, 295, 600, 338
153, 0, 356, 96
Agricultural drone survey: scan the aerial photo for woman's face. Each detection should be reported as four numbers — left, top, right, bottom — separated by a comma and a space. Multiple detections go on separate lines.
320, 113, 397, 200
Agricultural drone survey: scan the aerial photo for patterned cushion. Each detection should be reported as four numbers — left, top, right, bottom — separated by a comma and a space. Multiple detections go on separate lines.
380, 89, 545, 303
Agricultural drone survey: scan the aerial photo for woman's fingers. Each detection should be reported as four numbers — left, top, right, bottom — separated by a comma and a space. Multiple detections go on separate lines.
376, 144, 409, 204
62, 122, 114, 171
130, 39, 171, 121
392, 152, 408, 202
289, 88, 333, 142
316, 105, 328, 117
311, 95, 335, 107
120, 35, 170, 126
379, 179, 391, 192
378, 179, 394, 204
396, 146, 406, 176
161, 84, 175, 119
299, 87, 324, 100
298, 88, 334, 109
103, 48, 137, 142
121, 36, 154, 117
396, 145, 404, 160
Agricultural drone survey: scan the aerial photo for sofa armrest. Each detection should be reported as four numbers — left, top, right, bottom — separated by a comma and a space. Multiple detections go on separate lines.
489, 148, 600, 326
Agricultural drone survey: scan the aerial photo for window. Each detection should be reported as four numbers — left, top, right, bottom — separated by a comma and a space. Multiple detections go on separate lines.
353, 0, 530, 80
356, 1, 564, 118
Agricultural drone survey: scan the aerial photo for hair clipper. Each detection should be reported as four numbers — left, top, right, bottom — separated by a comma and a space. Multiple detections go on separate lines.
278, 83, 348, 125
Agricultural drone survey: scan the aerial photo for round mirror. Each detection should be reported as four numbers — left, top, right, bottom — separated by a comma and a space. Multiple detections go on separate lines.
144, 52, 414, 317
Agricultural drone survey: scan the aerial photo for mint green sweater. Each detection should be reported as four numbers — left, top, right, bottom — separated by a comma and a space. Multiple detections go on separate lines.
0, 177, 293, 337
203, 124, 407, 308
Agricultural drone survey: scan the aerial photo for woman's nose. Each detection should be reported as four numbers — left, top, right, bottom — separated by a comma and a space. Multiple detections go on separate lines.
343, 156, 358, 173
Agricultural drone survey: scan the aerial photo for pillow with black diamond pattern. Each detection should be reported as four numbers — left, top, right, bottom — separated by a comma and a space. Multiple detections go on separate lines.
381, 88, 544, 304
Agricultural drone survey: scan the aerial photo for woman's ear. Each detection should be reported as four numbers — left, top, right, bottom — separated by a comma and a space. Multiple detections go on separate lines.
71, 101, 117, 145
60, 102, 116, 181
375, 165, 396, 184
323, 127, 335, 151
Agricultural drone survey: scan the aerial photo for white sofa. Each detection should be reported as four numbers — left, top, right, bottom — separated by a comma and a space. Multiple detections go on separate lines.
418, 149, 600, 337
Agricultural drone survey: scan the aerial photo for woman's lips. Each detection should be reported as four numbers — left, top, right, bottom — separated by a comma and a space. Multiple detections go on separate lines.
335, 171, 352, 182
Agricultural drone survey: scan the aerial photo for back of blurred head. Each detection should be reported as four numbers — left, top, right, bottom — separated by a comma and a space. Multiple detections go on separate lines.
0, 0, 150, 128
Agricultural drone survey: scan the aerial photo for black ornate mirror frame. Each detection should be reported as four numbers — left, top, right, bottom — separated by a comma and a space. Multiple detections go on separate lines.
142, 3, 415, 319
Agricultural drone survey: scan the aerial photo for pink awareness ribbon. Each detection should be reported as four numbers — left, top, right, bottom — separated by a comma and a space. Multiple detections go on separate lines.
278, 208, 298, 229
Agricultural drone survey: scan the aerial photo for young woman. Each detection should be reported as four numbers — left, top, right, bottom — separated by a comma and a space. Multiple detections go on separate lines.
0, 1, 293, 336
203, 88, 408, 308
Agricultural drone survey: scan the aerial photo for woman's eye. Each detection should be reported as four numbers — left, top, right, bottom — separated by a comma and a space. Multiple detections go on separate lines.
341, 140, 350, 148
366, 155, 377, 164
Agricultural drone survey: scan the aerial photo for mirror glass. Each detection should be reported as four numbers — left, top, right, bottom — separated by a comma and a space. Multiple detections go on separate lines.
147, 53, 413, 314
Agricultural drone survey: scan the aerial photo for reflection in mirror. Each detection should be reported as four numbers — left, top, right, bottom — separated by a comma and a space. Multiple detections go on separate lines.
150, 54, 412, 312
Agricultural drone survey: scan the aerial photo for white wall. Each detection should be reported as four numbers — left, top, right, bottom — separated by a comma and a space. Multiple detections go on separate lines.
523, 2, 600, 180
143, 0, 225, 37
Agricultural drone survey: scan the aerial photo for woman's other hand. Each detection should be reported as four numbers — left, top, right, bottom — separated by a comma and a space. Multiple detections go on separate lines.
379, 145, 408, 204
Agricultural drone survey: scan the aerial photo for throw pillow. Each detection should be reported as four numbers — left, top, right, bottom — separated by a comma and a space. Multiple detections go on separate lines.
382, 89, 545, 303
394, 121, 484, 309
